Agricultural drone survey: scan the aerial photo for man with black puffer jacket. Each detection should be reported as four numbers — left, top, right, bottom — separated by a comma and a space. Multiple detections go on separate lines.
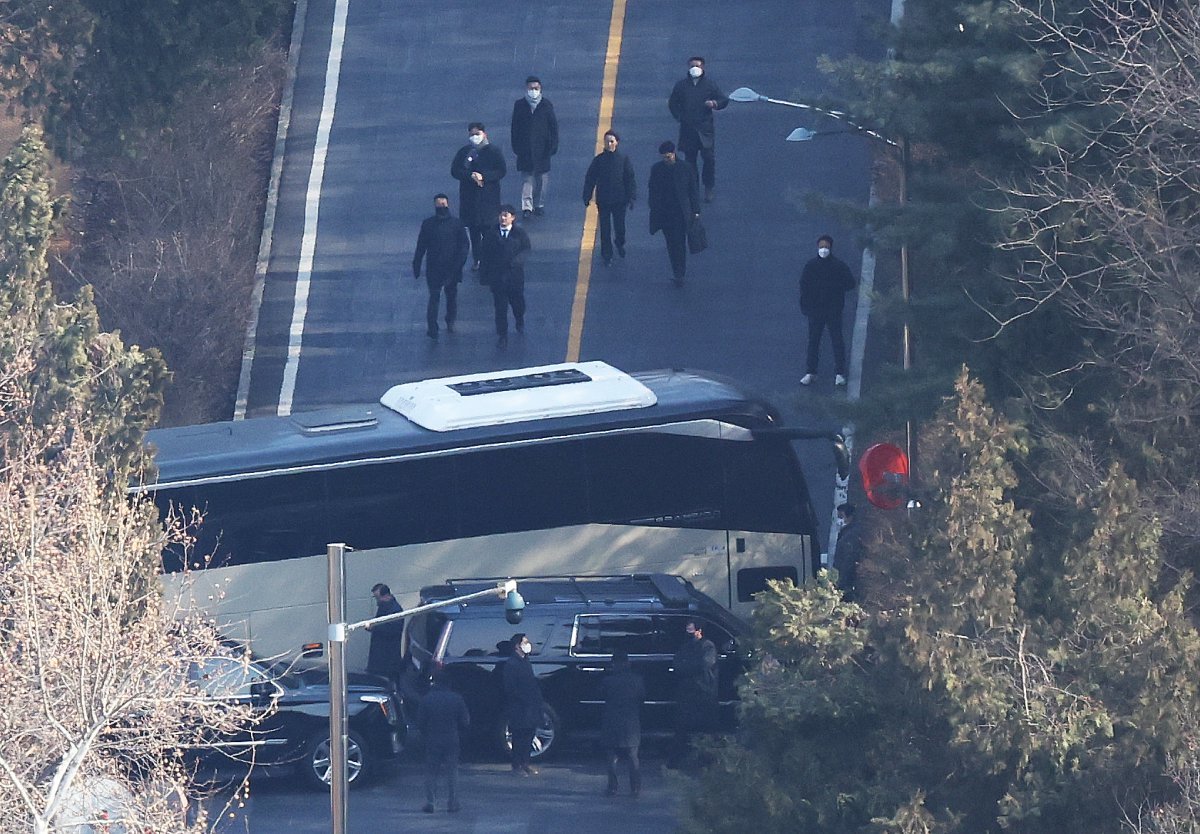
583, 130, 637, 267
799, 234, 857, 387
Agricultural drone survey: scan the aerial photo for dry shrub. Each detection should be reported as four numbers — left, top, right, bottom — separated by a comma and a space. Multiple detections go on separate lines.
55, 46, 286, 426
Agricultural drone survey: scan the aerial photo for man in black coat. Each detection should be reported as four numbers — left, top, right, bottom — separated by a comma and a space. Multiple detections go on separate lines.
364, 583, 403, 682
833, 502, 865, 601
417, 665, 470, 813
799, 234, 857, 387
600, 650, 646, 797
501, 632, 544, 776
510, 76, 559, 219
583, 130, 637, 267
648, 141, 701, 286
450, 122, 507, 270
669, 620, 717, 767
479, 205, 532, 347
668, 56, 728, 202
412, 193, 470, 339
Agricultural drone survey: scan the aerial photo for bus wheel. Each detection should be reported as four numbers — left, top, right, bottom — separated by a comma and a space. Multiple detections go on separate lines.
302, 728, 373, 790
500, 704, 561, 761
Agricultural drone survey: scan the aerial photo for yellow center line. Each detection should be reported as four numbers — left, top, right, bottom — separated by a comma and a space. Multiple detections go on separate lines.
566, 0, 628, 363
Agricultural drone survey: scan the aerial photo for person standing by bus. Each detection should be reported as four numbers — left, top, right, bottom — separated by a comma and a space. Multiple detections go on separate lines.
669, 620, 717, 767
502, 632, 544, 776
601, 650, 645, 797
365, 583, 403, 682
412, 193, 470, 339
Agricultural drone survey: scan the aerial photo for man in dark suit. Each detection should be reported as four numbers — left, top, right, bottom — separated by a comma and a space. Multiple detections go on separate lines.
600, 650, 646, 797
668, 56, 728, 202
502, 632, 544, 776
583, 129, 637, 267
479, 205, 532, 347
412, 193, 470, 339
510, 75, 559, 219
450, 122, 507, 270
648, 141, 701, 287
364, 583, 403, 682
417, 665, 470, 813
669, 620, 718, 768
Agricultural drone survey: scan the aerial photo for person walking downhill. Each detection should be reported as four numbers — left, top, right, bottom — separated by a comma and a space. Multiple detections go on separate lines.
600, 650, 646, 798
832, 502, 865, 602
364, 583, 403, 683
668, 620, 717, 768
450, 122, 506, 271
479, 205, 531, 348
417, 665, 470, 814
412, 193, 470, 340
502, 632, 544, 776
648, 141, 701, 287
667, 56, 728, 203
510, 76, 559, 219
799, 234, 857, 387
583, 130, 637, 267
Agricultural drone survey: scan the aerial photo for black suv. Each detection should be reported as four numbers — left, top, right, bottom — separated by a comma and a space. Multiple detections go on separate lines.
401, 574, 748, 759
186, 651, 403, 789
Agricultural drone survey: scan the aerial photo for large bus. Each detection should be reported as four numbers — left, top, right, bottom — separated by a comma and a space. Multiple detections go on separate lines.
138, 362, 838, 670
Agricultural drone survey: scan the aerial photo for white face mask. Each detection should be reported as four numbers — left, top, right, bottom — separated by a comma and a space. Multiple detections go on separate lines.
520, 641, 532, 654
688, 66, 703, 79
468, 134, 484, 146
526, 88, 541, 103
818, 247, 831, 258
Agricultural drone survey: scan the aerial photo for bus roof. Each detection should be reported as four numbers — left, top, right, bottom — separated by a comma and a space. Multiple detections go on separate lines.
142, 367, 775, 488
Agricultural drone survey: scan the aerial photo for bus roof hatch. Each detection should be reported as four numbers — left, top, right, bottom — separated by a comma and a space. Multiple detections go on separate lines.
380, 361, 658, 432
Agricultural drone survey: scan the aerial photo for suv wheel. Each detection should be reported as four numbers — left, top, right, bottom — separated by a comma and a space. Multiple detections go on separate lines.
301, 728, 373, 790
501, 704, 561, 761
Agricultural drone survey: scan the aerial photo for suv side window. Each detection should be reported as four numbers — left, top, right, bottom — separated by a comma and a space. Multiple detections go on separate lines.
657, 615, 735, 655
573, 615, 671, 656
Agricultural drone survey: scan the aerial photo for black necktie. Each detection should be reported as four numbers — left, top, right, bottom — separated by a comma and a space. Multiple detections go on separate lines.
502, 229, 509, 239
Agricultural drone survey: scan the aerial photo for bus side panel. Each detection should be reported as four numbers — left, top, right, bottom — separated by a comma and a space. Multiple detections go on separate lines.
724, 530, 811, 619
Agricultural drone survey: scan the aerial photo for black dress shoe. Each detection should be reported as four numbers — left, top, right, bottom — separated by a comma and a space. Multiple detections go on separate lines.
426, 329, 438, 340
616, 243, 626, 258
603, 258, 612, 267
534, 206, 545, 216
523, 209, 532, 219
515, 318, 525, 333
497, 334, 508, 347
445, 320, 454, 333
471, 260, 480, 271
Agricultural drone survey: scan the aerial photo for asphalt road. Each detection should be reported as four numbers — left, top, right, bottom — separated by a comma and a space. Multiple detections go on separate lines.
233, 0, 888, 828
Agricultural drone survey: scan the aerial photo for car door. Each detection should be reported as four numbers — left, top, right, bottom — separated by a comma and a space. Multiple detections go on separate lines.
567, 614, 665, 733
188, 655, 287, 767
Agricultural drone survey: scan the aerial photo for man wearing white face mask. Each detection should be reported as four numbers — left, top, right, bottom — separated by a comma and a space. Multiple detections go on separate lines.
668, 56, 728, 203
799, 234, 857, 387
502, 632, 545, 776
510, 76, 559, 219
451, 122, 507, 270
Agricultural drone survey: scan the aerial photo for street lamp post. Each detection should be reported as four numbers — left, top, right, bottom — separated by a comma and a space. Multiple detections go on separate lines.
325, 543, 523, 834
731, 86, 914, 473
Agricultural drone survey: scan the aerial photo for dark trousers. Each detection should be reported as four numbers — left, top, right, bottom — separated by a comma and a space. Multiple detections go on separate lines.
683, 145, 716, 189
606, 745, 641, 794
805, 312, 848, 376
661, 223, 687, 280
511, 726, 535, 770
426, 279, 457, 334
424, 749, 459, 807
597, 204, 627, 262
491, 284, 526, 336
468, 224, 486, 264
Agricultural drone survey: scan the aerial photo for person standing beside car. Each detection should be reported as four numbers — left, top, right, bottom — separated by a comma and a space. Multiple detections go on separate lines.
417, 665, 470, 814
669, 620, 717, 768
365, 583, 403, 682
600, 649, 646, 797
502, 632, 544, 776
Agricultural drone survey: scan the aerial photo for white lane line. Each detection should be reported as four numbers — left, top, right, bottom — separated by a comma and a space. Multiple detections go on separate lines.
233, 0, 311, 420
278, 0, 351, 417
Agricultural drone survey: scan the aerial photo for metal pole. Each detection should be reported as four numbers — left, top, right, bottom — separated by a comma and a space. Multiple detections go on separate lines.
898, 137, 914, 486
326, 543, 349, 834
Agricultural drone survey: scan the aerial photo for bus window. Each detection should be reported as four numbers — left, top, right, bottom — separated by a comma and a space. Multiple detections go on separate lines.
455, 442, 590, 538
586, 434, 724, 528
323, 457, 457, 548
737, 566, 799, 602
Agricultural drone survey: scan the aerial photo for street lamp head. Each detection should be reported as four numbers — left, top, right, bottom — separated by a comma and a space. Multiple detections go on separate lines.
786, 127, 818, 142
729, 86, 765, 103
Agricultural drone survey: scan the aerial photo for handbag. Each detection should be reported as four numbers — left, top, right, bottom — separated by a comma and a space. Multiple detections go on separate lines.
687, 215, 708, 254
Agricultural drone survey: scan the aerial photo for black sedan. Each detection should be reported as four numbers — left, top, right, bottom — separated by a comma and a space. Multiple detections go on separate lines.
187, 653, 402, 789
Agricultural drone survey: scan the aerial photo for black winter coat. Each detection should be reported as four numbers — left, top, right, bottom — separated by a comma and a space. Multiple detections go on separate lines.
673, 636, 718, 707
366, 597, 403, 679
799, 254, 856, 317
583, 150, 636, 207
501, 653, 544, 729
451, 142, 506, 227
668, 74, 729, 151
417, 683, 470, 754
833, 520, 865, 599
600, 665, 646, 749
412, 213, 470, 286
510, 98, 559, 175
648, 160, 699, 234
479, 225, 531, 290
